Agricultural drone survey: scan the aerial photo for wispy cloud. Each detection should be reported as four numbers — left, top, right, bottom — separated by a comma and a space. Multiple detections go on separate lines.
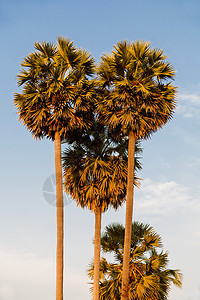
0, 248, 90, 300
0, 283, 14, 300
135, 178, 199, 215
0, 249, 54, 285
0, 249, 54, 300
177, 92, 200, 118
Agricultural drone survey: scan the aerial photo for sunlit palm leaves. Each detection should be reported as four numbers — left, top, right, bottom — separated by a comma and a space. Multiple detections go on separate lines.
63, 121, 142, 211
14, 36, 95, 140
97, 40, 177, 138
88, 222, 182, 300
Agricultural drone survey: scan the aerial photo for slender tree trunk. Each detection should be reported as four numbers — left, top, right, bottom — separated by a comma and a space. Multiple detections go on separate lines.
55, 131, 64, 300
121, 130, 136, 300
93, 207, 102, 300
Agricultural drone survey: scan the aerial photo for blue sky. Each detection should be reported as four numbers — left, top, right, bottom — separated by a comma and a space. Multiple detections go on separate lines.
0, 0, 200, 299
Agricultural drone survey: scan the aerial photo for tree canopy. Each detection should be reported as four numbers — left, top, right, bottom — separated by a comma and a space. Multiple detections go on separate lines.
88, 222, 182, 300
96, 40, 177, 139
14, 37, 95, 141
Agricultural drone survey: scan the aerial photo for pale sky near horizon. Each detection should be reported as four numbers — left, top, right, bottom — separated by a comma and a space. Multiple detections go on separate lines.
0, 0, 200, 299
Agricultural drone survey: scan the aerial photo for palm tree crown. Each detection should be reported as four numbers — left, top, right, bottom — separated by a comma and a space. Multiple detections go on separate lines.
62, 120, 142, 300
62, 121, 142, 212
14, 37, 95, 140
88, 222, 182, 300
97, 40, 177, 138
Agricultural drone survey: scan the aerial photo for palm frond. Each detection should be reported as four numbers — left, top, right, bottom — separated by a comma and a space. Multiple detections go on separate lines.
96, 40, 177, 139
14, 36, 95, 141
88, 222, 182, 299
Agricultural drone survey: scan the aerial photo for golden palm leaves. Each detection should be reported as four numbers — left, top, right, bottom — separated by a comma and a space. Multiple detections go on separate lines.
88, 222, 182, 300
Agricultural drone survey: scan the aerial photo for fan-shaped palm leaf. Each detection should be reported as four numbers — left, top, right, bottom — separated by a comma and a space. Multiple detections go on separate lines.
88, 222, 182, 300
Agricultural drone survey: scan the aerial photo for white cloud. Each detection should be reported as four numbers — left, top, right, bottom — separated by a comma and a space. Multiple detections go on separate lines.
0, 249, 55, 300
177, 92, 200, 118
135, 178, 199, 215
0, 249, 54, 285
0, 248, 91, 300
0, 283, 14, 300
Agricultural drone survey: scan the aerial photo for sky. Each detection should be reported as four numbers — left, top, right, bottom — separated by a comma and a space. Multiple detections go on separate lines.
0, 0, 200, 299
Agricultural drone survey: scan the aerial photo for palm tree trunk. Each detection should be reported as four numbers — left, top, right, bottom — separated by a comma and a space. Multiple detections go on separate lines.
93, 207, 102, 300
55, 131, 64, 300
121, 130, 136, 300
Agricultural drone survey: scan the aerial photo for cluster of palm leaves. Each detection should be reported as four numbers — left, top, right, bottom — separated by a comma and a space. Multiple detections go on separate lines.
14, 36, 180, 300
88, 222, 182, 300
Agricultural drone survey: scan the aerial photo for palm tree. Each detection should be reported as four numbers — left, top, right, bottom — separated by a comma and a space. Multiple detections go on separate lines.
96, 40, 177, 299
14, 37, 95, 300
88, 222, 182, 299
62, 120, 142, 300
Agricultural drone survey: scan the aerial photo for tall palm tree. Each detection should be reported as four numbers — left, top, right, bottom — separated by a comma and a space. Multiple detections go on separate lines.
96, 40, 177, 299
62, 120, 142, 300
14, 37, 95, 300
88, 222, 182, 299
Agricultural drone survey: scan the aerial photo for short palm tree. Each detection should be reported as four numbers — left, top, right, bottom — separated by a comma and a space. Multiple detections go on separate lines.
14, 37, 95, 300
97, 40, 177, 299
62, 120, 142, 300
88, 222, 182, 299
